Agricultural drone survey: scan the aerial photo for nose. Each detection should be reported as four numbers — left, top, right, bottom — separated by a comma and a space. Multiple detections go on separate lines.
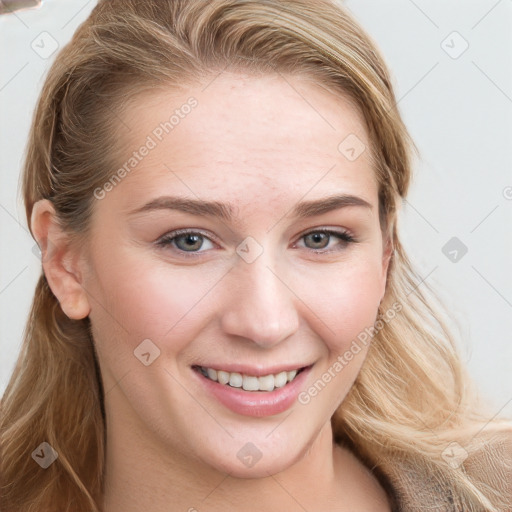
220, 251, 300, 349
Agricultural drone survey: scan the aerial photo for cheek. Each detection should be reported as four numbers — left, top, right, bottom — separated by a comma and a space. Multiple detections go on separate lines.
87, 236, 384, 363
86, 249, 227, 355
294, 256, 383, 351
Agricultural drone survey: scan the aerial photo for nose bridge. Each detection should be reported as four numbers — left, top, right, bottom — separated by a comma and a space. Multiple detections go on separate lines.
220, 249, 299, 348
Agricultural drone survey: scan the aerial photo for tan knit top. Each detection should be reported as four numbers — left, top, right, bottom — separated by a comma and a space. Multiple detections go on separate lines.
345, 425, 512, 511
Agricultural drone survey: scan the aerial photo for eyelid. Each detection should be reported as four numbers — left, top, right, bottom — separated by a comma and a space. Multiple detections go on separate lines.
158, 227, 218, 242
297, 226, 355, 240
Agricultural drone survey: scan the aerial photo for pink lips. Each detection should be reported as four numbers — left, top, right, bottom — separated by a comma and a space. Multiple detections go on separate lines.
192, 365, 313, 417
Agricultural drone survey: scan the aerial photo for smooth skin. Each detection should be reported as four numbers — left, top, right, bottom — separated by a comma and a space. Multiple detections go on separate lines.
31, 71, 393, 511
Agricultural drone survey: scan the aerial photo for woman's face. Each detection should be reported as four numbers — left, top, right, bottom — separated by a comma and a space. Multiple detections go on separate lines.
80, 71, 391, 477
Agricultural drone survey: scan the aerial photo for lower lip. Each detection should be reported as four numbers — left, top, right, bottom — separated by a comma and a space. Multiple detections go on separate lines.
192, 366, 313, 417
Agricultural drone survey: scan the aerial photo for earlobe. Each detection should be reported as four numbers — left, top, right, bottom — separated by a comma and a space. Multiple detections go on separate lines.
31, 199, 91, 320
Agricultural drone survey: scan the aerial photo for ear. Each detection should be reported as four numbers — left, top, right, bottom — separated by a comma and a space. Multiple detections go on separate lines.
31, 199, 91, 320
380, 234, 393, 303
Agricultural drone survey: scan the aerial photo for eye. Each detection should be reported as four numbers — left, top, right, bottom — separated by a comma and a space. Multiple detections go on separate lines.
296, 228, 356, 252
155, 227, 356, 258
156, 229, 215, 255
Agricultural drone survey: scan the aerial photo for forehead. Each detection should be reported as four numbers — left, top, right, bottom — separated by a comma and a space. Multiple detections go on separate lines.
107, 71, 377, 212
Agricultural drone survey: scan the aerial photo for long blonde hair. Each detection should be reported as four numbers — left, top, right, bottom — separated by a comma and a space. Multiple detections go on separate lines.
1, 1, 509, 510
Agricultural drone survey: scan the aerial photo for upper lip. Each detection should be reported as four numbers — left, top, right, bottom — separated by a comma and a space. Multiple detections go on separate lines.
193, 363, 313, 377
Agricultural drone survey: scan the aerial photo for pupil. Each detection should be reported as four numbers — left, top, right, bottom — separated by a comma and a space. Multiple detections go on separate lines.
308, 232, 328, 248
179, 234, 202, 251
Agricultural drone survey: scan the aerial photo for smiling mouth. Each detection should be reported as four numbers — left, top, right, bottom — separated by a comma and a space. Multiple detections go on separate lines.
192, 365, 309, 392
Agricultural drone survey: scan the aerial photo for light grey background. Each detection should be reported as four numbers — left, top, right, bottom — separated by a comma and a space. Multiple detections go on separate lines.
1, 0, 511, 421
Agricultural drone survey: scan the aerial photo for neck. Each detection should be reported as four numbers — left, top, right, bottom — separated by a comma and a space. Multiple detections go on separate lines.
101, 414, 344, 512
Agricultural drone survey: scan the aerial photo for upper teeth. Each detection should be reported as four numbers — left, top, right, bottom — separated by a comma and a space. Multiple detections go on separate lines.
198, 366, 300, 392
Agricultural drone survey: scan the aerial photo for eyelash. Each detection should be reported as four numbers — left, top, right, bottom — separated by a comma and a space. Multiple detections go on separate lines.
155, 228, 356, 259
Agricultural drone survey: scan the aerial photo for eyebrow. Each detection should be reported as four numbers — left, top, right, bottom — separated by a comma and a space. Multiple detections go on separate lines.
128, 193, 372, 221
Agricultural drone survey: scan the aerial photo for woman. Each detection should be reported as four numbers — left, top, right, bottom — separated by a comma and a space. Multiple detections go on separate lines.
1, 0, 511, 510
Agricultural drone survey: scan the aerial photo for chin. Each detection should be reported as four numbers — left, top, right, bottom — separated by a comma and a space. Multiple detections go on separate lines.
199, 434, 311, 479
212, 455, 296, 480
